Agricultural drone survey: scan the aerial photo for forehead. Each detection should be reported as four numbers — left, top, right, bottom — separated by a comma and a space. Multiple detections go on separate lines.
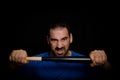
49, 27, 69, 38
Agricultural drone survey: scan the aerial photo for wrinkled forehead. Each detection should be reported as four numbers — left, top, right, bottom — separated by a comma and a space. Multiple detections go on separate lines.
49, 27, 69, 38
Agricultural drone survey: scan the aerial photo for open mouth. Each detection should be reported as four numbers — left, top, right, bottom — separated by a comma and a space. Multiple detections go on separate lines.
56, 50, 64, 55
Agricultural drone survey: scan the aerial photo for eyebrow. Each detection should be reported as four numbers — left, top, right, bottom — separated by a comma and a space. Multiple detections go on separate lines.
50, 36, 68, 40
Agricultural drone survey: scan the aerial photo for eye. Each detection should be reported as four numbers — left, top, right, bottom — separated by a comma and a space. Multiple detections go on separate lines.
62, 37, 67, 41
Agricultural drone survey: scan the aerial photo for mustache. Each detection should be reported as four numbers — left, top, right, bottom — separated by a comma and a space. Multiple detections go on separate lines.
55, 47, 64, 51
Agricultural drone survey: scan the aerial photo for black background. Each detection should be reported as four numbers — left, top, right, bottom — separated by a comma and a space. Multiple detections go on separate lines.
1, 7, 118, 79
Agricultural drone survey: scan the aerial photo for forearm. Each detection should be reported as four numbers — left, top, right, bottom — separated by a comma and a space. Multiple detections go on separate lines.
102, 61, 112, 70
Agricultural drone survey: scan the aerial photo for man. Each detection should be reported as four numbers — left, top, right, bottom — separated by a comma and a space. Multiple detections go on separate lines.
9, 23, 111, 80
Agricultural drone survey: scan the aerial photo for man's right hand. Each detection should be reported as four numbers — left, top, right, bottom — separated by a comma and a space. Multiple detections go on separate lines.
9, 49, 28, 64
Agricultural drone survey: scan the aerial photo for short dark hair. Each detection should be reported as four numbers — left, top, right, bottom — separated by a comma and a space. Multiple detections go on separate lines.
47, 22, 71, 37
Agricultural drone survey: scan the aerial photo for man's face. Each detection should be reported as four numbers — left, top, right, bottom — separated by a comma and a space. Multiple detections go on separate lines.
47, 27, 73, 57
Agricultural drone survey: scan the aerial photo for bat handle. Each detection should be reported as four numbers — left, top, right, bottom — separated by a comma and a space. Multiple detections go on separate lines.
26, 57, 42, 61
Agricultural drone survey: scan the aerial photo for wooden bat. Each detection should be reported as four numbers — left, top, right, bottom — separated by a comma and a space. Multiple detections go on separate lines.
26, 56, 91, 63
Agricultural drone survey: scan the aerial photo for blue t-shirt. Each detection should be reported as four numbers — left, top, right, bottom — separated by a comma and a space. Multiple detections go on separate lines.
19, 51, 98, 80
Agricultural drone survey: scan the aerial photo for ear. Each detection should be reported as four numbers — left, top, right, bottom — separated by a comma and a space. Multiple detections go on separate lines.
70, 33, 73, 43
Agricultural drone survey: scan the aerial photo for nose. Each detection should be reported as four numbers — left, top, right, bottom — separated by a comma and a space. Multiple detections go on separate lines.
57, 41, 63, 48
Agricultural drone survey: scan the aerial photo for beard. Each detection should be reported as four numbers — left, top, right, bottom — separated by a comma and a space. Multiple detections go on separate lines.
51, 47, 69, 57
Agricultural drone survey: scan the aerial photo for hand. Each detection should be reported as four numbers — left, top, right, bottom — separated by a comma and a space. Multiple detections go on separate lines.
89, 50, 108, 67
9, 49, 28, 64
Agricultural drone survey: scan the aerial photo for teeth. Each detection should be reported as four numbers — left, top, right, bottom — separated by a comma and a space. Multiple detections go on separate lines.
56, 50, 64, 55
57, 52, 63, 55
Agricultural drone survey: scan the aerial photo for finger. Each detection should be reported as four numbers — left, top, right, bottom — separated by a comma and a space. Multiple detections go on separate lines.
10, 50, 16, 61
20, 53, 28, 64
16, 49, 27, 63
90, 50, 105, 65
10, 50, 16, 62
14, 50, 22, 63
9, 55, 12, 61
94, 56, 103, 65
101, 50, 107, 64
96, 50, 107, 64
96, 50, 108, 65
